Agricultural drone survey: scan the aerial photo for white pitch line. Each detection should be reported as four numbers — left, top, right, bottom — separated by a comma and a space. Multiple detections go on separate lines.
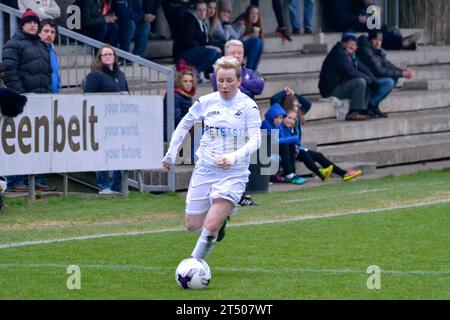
0, 197, 449, 251
0, 263, 448, 277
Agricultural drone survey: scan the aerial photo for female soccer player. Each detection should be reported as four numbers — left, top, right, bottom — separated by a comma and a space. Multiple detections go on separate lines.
162, 56, 262, 260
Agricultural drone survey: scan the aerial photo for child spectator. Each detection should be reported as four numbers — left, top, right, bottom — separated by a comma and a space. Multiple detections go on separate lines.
282, 100, 363, 183
270, 86, 312, 124
262, 103, 306, 185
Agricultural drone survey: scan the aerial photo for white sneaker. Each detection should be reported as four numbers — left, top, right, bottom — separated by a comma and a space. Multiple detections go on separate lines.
98, 188, 118, 195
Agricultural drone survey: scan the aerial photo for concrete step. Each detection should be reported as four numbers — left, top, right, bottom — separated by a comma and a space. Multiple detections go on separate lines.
194, 64, 450, 99
319, 132, 450, 167
302, 89, 450, 122
403, 79, 450, 91
144, 28, 429, 59
303, 107, 450, 145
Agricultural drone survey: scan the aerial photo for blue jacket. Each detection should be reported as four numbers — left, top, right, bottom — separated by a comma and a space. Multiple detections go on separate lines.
262, 103, 299, 145
48, 44, 61, 93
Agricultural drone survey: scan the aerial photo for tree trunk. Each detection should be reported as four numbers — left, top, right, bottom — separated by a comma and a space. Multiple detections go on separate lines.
400, 0, 449, 45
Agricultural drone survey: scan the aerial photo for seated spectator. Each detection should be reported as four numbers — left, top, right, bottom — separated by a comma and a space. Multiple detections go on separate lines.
282, 95, 362, 182
175, 0, 221, 82
84, 45, 128, 195
142, 0, 163, 39
112, 0, 151, 59
163, 60, 197, 142
357, 29, 415, 118
74, 0, 118, 47
211, 40, 264, 100
270, 86, 312, 124
210, 0, 240, 50
18, 0, 61, 20
319, 32, 379, 121
232, 5, 264, 71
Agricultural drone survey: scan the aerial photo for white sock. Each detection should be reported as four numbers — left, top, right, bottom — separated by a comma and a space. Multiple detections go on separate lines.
191, 227, 218, 260
286, 173, 295, 179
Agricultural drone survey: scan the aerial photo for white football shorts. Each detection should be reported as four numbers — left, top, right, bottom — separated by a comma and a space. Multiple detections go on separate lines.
185, 165, 250, 216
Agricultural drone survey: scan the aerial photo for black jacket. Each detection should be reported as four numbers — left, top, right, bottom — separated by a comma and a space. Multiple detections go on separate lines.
319, 42, 376, 98
74, 0, 105, 29
84, 65, 129, 93
2, 30, 52, 94
175, 11, 210, 59
357, 35, 404, 79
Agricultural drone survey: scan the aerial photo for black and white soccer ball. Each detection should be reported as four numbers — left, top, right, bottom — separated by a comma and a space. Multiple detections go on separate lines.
175, 257, 211, 290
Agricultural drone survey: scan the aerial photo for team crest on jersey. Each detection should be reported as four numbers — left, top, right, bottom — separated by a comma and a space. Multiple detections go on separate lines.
233, 109, 244, 118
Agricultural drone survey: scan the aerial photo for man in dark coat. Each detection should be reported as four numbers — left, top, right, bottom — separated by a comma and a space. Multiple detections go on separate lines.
319, 32, 379, 121
1, 9, 55, 192
2, 9, 52, 94
357, 29, 415, 117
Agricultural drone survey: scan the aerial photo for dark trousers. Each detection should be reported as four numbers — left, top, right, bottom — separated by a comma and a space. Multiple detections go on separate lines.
297, 149, 346, 179
330, 78, 371, 112
279, 143, 297, 176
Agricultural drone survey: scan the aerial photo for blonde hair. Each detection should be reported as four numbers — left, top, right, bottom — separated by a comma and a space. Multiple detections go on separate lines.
213, 56, 241, 79
175, 69, 197, 92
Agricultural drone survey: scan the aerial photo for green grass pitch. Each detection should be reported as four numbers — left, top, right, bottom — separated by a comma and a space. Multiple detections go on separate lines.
0, 169, 449, 299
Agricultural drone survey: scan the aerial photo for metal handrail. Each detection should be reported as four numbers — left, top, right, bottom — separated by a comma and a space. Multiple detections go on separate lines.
0, 3, 176, 193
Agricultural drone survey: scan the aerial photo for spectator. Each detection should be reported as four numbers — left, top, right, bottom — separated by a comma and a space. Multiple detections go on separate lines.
176, 0, 222, 82
323, 0, 420, 50
163, 60, 197, 141
233, 5, 264, 71
112, 0, 151, 58
282, 101, 363, 183
319, 32, 379, 121
18, 0, 61, 20
270, 86, 312, 124
210, 39, 264, 206
248, 0, 292, 41
74, 0, 118, 47
142, 0, 162, 39
357, 29, 415, 118
288, 0, 314, 34
161, 0, 193, 58
38, 19, 60, 93
84, 45, 128, 195
210, 0, 240, 50
2, 8, 55, 192
211, 40, 264, 101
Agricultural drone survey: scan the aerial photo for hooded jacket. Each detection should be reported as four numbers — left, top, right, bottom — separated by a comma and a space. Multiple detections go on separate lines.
262, 103, 299, 145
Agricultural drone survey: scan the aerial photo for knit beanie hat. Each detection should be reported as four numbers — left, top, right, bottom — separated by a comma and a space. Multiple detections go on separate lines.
20, 8, 40, 28
341, 31, 358, 43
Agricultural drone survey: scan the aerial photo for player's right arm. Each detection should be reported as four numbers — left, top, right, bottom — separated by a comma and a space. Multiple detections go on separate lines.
162, 99, 204, 169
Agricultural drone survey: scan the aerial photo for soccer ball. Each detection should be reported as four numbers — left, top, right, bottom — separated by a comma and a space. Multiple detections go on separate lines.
0, 176, 7, 193
175, 257, 211, 289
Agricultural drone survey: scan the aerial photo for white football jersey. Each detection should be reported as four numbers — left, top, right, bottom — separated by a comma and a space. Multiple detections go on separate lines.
164, 89, 262, 169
